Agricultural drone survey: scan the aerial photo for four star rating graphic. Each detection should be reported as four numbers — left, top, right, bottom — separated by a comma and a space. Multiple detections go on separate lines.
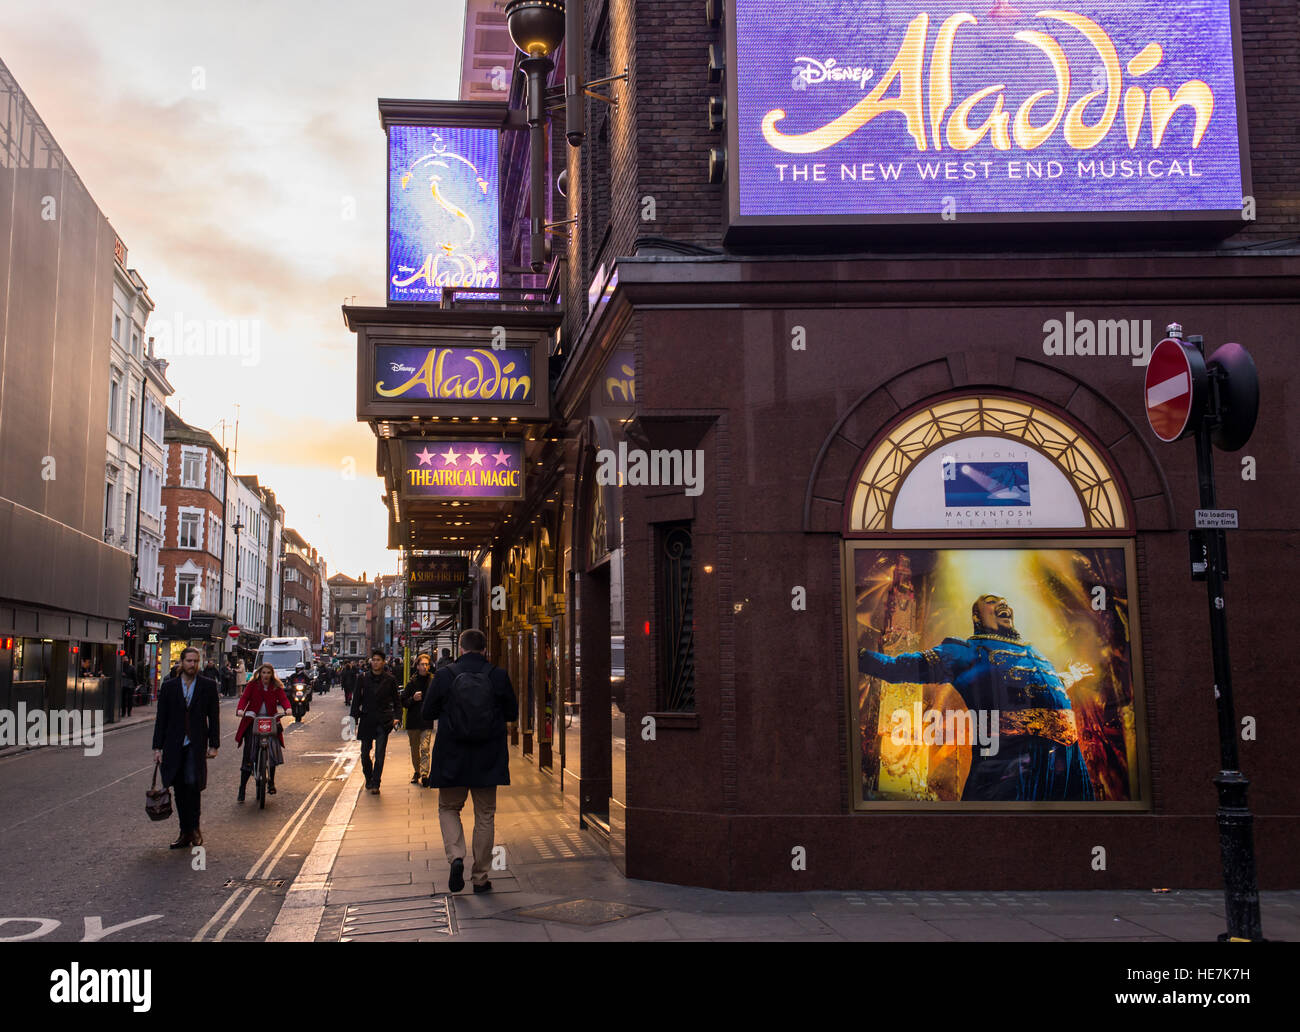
415, 446, 512, 467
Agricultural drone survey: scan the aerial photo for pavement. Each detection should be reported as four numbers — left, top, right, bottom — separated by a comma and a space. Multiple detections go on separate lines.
267, 736, 1300, 942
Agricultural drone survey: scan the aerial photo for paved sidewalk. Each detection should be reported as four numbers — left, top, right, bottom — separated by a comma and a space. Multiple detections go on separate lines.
271, 742, 1300, 942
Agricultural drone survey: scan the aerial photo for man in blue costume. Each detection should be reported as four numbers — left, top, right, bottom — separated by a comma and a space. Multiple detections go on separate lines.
858, 593, 1096, 801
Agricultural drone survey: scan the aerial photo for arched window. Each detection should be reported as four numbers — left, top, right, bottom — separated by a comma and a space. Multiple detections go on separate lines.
842, 394, 1149, 812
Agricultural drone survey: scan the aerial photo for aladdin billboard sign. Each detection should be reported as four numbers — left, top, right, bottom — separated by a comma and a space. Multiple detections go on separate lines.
373, 344, 534, 404
726, 0, 1250, 236
388, 124, 500, 301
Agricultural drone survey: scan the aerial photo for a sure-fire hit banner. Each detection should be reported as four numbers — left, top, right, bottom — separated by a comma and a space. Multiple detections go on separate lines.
733, 0, 1245, 219
400, 439, 524, 500
848, 541, 1146, 808
388, 125, 500, 300
408, 555, 470, 595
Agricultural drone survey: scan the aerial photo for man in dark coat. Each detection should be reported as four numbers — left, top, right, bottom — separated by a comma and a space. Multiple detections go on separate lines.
152, 646, 220, 848
421, 628, 517, 894
350, 649, 400, 794
341, 660, 358, 706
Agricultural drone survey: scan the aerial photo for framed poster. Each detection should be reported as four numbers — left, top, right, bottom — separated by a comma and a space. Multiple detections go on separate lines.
844, 538, 1149, 809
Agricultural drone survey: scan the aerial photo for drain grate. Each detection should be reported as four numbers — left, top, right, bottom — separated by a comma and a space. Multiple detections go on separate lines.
513, 898, 657, 927
223, 878, 285, 890
341, 895, 453, 940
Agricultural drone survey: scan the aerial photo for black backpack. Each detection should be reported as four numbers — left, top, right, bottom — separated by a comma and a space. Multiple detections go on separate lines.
443, 663, 498, 743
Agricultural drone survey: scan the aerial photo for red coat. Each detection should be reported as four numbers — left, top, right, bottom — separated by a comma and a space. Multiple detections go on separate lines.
234, 680, 292, 746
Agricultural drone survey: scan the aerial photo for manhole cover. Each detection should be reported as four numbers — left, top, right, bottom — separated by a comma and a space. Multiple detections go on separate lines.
513, 898, 656, 927
222, 878, 285, 890
341, 895, 453, 940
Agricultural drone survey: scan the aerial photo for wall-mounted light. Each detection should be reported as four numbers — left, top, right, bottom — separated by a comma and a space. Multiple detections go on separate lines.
705, 0, 723, 26
708, 96, 725, 131
707, 43, 724, 83
708, 147, 727, 183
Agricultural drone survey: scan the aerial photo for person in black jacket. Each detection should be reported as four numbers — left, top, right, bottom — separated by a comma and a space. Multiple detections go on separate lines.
400, 652, 435, 786
421, 628, 517, 894
350, 649, 400, 794
120, 658, 137, 716
341, 660, 357, 706
151, 647, 220, 848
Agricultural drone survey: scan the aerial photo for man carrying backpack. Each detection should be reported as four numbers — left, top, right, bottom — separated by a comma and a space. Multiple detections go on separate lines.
421, 628, 517, 894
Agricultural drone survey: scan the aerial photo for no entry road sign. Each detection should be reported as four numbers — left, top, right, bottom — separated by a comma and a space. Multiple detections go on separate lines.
1145, 337, 1206, 442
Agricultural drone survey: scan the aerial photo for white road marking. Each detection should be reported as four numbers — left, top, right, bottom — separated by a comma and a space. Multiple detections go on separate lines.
214, 887, 261, 941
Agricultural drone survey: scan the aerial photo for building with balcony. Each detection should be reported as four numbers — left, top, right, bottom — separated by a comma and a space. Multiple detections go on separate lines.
281, 528, 322, 644
328, 573, 372, 659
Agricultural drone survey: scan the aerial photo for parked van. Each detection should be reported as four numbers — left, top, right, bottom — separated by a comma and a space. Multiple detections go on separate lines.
254, 637, 313, 682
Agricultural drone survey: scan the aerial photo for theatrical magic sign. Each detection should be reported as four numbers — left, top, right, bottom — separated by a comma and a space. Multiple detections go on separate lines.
728, 0, 1249, 228
399, 439, 524, 500
408, 555, 470, 595
388, 124, 500, 301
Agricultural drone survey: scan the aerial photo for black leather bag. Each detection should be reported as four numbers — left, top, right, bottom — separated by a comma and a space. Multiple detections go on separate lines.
146, 760, 172, 821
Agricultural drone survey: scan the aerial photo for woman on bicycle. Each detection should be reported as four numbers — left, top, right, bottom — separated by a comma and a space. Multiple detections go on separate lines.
234, 662, 291, 802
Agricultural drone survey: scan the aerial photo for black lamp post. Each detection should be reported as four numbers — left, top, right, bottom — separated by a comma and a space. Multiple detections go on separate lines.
505, 0, 567, 272
232, 515, 244, 636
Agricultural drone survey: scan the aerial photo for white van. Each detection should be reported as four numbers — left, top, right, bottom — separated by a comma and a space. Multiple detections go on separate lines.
254, 637, 313, 682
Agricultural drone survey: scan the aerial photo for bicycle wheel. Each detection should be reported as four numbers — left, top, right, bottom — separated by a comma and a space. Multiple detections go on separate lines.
257, 744, 268, 809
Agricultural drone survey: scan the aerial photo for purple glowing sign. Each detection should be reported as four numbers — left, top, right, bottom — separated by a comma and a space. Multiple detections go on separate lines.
732, 0, 1246, 221
373, 344, 534, 404
401, 440, 524, 499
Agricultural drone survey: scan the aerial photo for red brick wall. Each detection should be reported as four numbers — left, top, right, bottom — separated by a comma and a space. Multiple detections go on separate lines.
159, 440, 224, 602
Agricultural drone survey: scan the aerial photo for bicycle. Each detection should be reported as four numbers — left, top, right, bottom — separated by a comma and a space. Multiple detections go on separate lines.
252, 716, 279, 810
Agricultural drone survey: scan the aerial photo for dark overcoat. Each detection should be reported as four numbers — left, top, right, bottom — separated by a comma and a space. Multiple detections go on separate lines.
152, 674, 221, 790
421, 652, 518, 787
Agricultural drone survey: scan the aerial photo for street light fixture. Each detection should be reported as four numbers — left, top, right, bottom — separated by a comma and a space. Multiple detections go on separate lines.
232, 515, 244, 644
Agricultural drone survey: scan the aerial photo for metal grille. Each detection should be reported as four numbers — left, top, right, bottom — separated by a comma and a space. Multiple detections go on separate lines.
659, 523, 695, 712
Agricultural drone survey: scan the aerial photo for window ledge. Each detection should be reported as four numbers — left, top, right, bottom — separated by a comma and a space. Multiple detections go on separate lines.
646, 711, 698, 730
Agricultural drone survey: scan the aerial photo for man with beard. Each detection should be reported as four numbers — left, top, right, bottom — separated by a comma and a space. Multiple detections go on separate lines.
858, 594, 1095, 801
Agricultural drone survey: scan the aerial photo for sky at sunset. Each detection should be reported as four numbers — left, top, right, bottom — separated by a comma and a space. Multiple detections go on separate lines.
1, 0, 470, 579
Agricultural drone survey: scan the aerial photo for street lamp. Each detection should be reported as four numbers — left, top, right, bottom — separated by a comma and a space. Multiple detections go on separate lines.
505, 0, 567, 271
232, 515, 244, 634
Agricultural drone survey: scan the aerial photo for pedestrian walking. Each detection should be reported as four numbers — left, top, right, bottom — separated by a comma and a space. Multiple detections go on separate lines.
400, 653, 434, 786
221, 659, 236, 698
342, 660, 357, 706
234, 663, 291, 801
151, 647, 220, 848
235, 657, 246, 684
435, 648, 453, 670
422, 628, 517, 894
120, 658, 137, 717
350, 649, 400, 794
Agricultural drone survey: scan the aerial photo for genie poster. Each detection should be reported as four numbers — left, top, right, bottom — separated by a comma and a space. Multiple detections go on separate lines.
388, 125, 500, 301
847, 541, 1147, 808
733, 0, 1246, 219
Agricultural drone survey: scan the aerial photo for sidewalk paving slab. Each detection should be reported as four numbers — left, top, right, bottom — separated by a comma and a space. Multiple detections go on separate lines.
268, 738, 1300, 943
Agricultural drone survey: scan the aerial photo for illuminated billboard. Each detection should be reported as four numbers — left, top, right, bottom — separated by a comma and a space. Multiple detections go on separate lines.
728, 0, 1249, 231
845, 540, 1148, 809
388, 125, 500, 301
399, 439, 524, 500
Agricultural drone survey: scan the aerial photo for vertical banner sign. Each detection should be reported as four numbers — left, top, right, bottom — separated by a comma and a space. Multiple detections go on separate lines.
388, 125, 501, 300
731, 0, 1247, 223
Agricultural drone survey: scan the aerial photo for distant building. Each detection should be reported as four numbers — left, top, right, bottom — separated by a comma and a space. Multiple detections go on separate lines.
281, 528, 322, 645
327, 573, 371, 658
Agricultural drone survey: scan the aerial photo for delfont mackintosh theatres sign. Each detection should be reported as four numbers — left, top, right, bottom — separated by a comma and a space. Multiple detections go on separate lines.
728, 0, 1249, 229
399, 439, 524, 500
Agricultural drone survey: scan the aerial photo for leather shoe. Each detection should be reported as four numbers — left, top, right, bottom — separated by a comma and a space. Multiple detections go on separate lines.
268, 782, 276, 795
448, 857, 465, 892
169, 833, 191, 849
190, 828, 203, 847
473, 881, 492, 894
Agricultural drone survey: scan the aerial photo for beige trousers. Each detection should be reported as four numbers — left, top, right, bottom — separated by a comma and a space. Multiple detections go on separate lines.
438, 786, 497, 887
407, 728, 431, 778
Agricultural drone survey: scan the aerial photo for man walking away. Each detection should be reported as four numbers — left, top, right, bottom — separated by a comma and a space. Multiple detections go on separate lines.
351, 649, 400, 794
152, 647, 220, 848
435, 648, 453, 670
401, 653, 435, 786
121, 658, 136, 717
422, 629, 517, 894
342, 660, 357, 706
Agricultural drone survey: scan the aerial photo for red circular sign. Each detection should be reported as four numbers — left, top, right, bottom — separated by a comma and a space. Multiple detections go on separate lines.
410, 621, 421, 632
1145, 338, 1202, 443
228, 626, 240, 638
